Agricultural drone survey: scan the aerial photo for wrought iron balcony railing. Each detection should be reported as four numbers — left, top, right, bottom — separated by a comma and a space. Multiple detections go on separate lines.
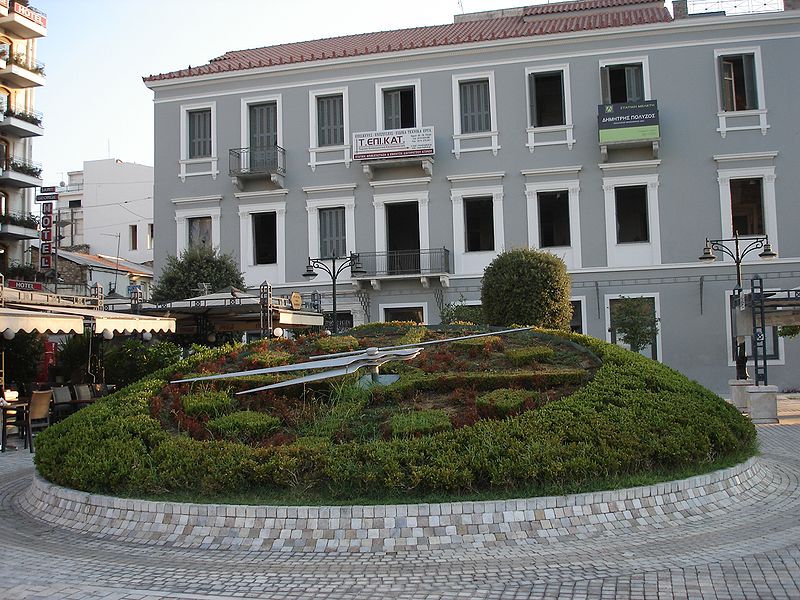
8, 52, 44, 75
356, 248, 451, 277
3, 103, 42, 126
2, 209, 38, 229
4, 155, 42, 178
229, 145, 286, 177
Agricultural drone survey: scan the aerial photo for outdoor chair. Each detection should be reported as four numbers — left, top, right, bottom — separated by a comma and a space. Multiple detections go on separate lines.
91, 383, 109, 398
29, 390, 52, 434
51, 386, 74, 421
72, 384, 93, 404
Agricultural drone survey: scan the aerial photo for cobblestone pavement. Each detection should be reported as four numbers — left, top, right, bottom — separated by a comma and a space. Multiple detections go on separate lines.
0, 407, 799, 599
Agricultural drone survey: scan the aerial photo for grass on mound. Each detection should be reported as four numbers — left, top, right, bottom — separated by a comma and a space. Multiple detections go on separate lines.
33, 327, 758, 505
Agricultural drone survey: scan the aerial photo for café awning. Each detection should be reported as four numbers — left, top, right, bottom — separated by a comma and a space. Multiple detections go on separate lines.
2, 304, 176, 335
0, 307, 85, 335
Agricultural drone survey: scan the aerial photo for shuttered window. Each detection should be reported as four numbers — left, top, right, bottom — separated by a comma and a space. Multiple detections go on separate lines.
600, 64, 644, 104
319, 207, 346, 258
316, 94, 344, 147
249, 102, 278, 169
187, 108, 212, 158
383, 87, 415, 129
459, 79, 491, 134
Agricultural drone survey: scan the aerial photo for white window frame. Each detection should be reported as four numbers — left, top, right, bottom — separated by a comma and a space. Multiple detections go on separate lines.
525, 178, 582, 270
450, 185, 505, 276
379, 302, 429, 325
602, 173, 661, 268
305, 193, 357, 281
713, 46, 768, 138
240, 93, 283, 152
717, 165, 777, 258
172, 195, 222, 254
179, 101, 218, 182
451, 71, 499, 158
723, 289, 785, 368
570, 296, 588, 335
524, 64, 575, 152
236, 190, 288, 287
375, 79, 422, 131
129, 224, 138, 251
598, 56, 652, 104
605, 292, 662, 362
308, 86, 351, 170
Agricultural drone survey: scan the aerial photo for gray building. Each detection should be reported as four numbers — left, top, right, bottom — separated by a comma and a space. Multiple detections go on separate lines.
144, 0, 800, 394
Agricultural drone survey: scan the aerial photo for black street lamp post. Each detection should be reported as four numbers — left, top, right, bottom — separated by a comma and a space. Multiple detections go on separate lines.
699, 231, 777, 379
302, 253, 366, 333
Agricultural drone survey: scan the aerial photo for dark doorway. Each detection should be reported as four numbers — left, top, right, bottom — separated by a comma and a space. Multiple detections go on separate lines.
386, 202, 420, 274
384, 306, 424, 323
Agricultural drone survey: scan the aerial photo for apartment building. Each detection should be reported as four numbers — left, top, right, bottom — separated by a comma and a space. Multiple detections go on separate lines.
55, 158, 155, 266
0, 0, 45, 275
144, 0, 800, 394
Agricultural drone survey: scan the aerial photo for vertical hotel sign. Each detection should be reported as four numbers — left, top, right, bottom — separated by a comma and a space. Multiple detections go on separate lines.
37, 187, 57, 270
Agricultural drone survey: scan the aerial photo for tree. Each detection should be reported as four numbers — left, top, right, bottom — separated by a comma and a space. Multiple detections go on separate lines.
610, 297, 660, 353
480, 248, 571, 329
151, 245, 245, 302
4, 331, 44, 387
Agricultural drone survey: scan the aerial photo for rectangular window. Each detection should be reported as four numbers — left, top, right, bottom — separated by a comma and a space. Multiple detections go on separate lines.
720, 54, 757, 112
383, 306, 424, 324
252, 212, 277, 265
538, 190, 570, 247
529, 71, 565, 127
187, 108, 212, 158
615, 185, 649, 243
249, 102, 278, 170
459, 79, 491, 134
609, 296, 658, 360
188, 216, 212, 248
319, 207, 346, 259
601, 63, 644, 104
316, 94, 344, 147
570, 300, 583, 334
464, 197, 494, 252
383, 87, 416, 129
129, 224, 138, 251
730, 178, 764, 236
147, 223, 154, 250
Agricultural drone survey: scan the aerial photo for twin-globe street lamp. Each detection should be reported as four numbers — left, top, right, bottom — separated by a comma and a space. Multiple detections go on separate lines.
302, 252, 366, 334
699, 231, 777, 379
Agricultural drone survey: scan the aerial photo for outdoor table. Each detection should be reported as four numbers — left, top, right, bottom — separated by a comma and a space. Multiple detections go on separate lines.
1, 400, 32, 453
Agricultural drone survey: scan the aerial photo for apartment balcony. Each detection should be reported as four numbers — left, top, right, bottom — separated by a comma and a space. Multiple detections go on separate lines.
354, 248, 451, 290
229, 145, 286, 189
0, 52, 45, 88
0, 2, 47, 38
597, 100, 660, 161
353, 126, 435, 180
0, 104, 42, 137
0, 156, 42, 187
0, 209, 38, 240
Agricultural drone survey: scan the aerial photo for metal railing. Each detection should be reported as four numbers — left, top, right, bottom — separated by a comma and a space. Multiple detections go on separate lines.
4, 155, 42, 178
229, 145, 286, 177
3, 103, 42, 127
8, 52, 45, 76
356, 248, 451, 277
57, 183, 83, 193
1, 209, 38, 229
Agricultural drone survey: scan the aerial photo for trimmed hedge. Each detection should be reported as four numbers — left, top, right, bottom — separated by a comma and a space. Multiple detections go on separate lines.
315, 335, 360, 354
207, 411, 281, 443
506, 346, 555, 366
476, 388, 534, 417
34, 331, 757, 501
390, 409, 452, 437
182, 390, 236, 418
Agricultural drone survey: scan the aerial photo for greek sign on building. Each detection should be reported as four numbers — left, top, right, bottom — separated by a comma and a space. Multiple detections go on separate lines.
353, 127, 435, 160
597, 101, 660, 144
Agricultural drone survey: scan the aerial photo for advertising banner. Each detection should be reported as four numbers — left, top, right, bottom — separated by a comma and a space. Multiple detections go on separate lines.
597, 101, 659, 144
353, 127, 434, 160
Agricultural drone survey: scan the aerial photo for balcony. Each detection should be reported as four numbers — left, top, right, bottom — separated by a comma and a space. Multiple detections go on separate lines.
0, 104, 42, 137
0, 209, 38, 240
0, 2, 46, 38
229, 145, 285, 189
0, 0, 8, 18
0, 52, 45, 88
354, 248, 451, 289
0, 155, 42, 187
597, 100, 660, 161
353, 126, 435, 180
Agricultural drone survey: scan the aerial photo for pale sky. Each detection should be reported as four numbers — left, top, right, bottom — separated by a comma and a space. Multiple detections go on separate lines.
33, 0, 548, 186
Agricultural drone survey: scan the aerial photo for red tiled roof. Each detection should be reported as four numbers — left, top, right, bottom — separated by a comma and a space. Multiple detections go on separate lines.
143, 0, 671, 83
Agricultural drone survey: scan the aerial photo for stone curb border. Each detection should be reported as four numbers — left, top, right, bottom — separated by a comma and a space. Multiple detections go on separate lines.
20, 458, 762, 553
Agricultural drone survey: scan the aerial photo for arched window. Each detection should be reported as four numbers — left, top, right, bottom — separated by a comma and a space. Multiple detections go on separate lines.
0, 87, 11, 115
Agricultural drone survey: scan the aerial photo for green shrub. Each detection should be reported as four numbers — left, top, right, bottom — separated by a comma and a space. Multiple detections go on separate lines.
105, 339, 182, 388
476, 388, 535, 417
453, 335, 503, 350
481, 248, 571, 329
390, 409, 452, 437
506, 346, 555, 366
315, 335, 360, 354
440, 300, 485, 325
182, 390, 235, 418
207, 411, 281, 443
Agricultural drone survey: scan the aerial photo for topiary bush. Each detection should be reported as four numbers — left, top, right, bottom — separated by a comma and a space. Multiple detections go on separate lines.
506, 346, 555, 366
182, 389, 236, 418
481, 248, 571, 329
207, 411, 281, 443
315, 335, 360, 354
476, 388, 535, 417
390, 409, 452, 437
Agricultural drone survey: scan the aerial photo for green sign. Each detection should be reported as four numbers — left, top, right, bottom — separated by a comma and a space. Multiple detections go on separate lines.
598, 101, 660, 144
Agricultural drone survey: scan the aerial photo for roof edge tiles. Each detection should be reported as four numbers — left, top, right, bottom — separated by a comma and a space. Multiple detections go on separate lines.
143, 0, 671, 84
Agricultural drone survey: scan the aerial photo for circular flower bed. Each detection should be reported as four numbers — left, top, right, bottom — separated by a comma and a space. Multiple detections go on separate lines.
33, 325, 756, 504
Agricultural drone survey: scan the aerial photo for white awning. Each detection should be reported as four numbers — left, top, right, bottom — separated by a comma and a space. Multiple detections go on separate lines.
4, 304, 176, 334
0, 307, 85, 334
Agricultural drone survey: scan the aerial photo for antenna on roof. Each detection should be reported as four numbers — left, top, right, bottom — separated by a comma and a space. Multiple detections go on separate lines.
457, 0, 464, 13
